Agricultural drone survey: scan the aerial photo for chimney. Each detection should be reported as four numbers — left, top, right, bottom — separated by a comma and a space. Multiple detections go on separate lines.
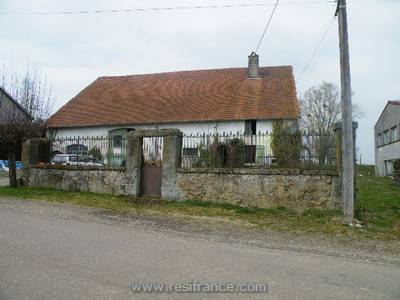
248, 52, 260, 79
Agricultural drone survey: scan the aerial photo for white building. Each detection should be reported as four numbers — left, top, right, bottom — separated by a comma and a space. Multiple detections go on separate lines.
47, 54, 299, 165
375, 101, 400, 176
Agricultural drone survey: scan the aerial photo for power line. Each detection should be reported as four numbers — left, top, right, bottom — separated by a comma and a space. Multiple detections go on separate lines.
255, 0, 280, 53
0, 1, 336, 16
296, 15, 336, 83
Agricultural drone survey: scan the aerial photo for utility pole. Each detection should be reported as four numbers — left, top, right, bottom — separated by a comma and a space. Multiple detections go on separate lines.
336, 0, 355, 224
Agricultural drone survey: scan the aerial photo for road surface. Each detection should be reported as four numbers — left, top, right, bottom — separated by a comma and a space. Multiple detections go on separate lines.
0, 198, 399, 299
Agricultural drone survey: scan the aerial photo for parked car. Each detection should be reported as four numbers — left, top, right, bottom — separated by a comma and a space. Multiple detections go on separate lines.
0, 160, 23, 171
51, 154, 104, 167
0, 160, 8, 172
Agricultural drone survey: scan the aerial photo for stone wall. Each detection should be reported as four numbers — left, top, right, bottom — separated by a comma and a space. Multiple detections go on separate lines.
176, 169, 341, 211
22, 134, 342, 211
26, 167, 136, 196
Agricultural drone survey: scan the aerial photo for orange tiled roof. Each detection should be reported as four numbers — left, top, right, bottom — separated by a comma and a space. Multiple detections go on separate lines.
47, 66, 299, 128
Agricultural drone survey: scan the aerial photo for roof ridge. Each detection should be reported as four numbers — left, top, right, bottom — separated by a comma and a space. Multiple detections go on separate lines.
388, 100, 400, 105
0, 86, 31, 118
98, 65, 293, 80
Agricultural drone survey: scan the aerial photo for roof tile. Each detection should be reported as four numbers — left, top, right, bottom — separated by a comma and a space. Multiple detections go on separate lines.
47, 66, 299, 128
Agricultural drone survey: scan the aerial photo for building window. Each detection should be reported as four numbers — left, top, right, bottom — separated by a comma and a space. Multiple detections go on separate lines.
183, 148, 198, 156
112, 135, 123, 148
245, 145, 256, 164
66, 144, 88, 156
377, 133, 383, 146
245, 120, 257, 135
383, 130, 389, 145
390, 126, 398, 142
385, 160, 394, 176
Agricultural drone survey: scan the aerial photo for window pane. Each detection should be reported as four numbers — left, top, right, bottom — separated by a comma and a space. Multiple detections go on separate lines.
378, 133, 382, 146
66, 144, 88, 155
383, 131, 389, 144
245, 121, 251, 135
245, 145, 256, 164
113, 135, 123, 148
183, 148, 198, 156
390, 126, 398, 142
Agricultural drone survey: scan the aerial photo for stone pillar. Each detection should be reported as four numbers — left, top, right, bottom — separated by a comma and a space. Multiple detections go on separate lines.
21, 138, 50, 165
162, 131, 183, 201
126, 129, 183, 199
21, 138, 50, 186
126, 134, 143, 196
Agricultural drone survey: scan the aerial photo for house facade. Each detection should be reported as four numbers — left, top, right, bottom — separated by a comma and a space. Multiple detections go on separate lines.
46, 55, 299, 165
374, 101, 400, 176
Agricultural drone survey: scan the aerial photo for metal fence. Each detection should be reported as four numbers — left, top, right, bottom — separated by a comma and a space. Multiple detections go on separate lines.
49, 132, 337, 170
142, 137, 163, 166
181, 132, 337, 170
51, 136, 128, 167
50, 136, 163, 168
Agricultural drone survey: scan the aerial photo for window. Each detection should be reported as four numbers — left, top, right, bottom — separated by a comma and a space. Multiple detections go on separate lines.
66, 144, 88, 155
112, 135, 123, 148
183, 148, 198, 156
377, 133, 383, 147
245, 120, 257, 135
390, 126, 398, 142
385, 160, 394, 176
383, 130, 389, 145
245, 145, 256, 164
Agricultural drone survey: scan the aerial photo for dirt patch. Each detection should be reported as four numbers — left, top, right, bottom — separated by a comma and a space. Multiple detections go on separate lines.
0, 172, 8, 187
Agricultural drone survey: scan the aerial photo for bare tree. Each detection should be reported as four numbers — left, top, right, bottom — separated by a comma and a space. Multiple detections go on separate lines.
0, 61, 54, 187
0, 117, 43, 187
1, 62, 53, 120
300, 82, 362, 164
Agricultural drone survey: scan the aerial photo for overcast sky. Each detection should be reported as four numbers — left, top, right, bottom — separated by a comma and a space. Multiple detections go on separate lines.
0, 0, 399, 164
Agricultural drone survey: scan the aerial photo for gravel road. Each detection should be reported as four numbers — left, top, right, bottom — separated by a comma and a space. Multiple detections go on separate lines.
0, 198, 399, 300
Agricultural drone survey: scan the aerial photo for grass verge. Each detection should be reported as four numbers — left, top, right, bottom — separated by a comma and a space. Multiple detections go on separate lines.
0, 165, 398, 240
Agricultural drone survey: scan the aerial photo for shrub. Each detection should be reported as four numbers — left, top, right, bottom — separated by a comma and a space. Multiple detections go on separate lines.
393, 159, 400, 185
88, 147, 103, 162
271, 120, 302, 168
194, 138, 246, 168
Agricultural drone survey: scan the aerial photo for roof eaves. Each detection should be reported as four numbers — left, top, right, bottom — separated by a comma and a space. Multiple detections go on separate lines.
374, 100, 400, 128
0, 86, 32, 118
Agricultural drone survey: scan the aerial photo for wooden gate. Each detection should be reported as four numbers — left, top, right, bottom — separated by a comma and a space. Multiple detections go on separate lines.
140, 137, 163, 197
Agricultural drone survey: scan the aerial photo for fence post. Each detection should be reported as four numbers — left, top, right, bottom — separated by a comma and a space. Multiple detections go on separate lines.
352, 122, 358, 210
21, 138, 50, 186
162, 130, 183, 201
126, 134, 143, 196
333, 123, 343, 177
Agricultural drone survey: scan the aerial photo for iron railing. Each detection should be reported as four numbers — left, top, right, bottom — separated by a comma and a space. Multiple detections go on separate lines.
50, 136, 164, 168
51, 136, 127, 167
49, 132, 337, 170
181, 132, 337, 170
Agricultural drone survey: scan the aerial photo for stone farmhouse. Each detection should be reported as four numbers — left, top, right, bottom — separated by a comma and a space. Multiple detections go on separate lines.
48, 54, 298, 138
46, 54, 299, 165
375, 100, 400, 176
